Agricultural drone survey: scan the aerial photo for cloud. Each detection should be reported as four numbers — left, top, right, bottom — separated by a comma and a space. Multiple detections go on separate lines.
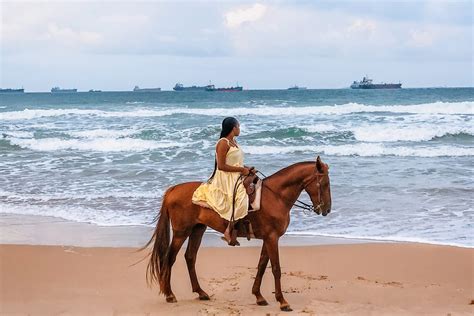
223, 3, 471, 61
409, 29, 436, 47
224, 3, 267, 28
44, 23, 102, 46
1, 1, 472, 90
347, 19, 377, 36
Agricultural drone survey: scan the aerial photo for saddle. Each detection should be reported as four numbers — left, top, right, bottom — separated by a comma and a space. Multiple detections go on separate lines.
243, 172, 260, 209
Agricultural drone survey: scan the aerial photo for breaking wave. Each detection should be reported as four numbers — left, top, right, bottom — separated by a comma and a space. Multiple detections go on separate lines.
244, 144, 474, 157
352, 125, 474, 142
7, 137, 187, 152
1, 101, 472, 120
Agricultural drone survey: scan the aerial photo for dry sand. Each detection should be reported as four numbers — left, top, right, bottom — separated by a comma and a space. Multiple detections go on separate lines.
1, 243, 473, 315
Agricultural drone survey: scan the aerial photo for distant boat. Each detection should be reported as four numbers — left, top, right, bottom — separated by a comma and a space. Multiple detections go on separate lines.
173, 83, 207, 91
88, 89, 102, 92
51, 87, 77, 93
133, 86, 161, 92
350, 76, 402, 89
0, 88, 24, 93
205, 84, 243, 92
287, 85, 307, 90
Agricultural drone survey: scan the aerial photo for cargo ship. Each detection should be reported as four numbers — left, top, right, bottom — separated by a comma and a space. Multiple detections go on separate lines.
88, 89, 102, 92
51, 87, 78, 93
350, 76, 401, 89
133, 86, 161, 92
0, 88, 24, 93
173, 83, 208, 91
288, 85, 307, 90
205, 84, 243, 92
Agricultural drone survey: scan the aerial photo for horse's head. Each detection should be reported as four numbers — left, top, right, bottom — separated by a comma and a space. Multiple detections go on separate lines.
303, 156, 332, 216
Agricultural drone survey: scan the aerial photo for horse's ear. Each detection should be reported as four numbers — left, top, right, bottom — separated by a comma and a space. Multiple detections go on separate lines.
316, 156, 323, 173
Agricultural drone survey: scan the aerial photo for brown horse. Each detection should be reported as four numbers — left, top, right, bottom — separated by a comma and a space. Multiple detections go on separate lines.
145, 156, 331, 311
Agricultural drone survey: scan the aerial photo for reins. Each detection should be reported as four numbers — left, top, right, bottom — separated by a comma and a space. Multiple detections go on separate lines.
256, 170, 324, 214
229, 166, 324, 224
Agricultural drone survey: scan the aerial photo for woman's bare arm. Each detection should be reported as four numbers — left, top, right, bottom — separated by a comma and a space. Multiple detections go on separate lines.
216, 140, 249, 174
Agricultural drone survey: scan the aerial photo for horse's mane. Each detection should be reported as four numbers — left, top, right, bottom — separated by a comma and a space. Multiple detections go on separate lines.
263, 161, 315, 182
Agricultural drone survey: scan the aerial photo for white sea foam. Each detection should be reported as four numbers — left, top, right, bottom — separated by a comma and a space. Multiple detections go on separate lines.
286, 231, 473, 248
8, 137, 186, 152
68, 129, 138, 139
1, 101, 472, 120
352, 125, 474, 142
0, 203, 152, 227
0, 190, 162, 201
244, 144, 474, 157
302, 124, 338, 133
1, 131, 34, 138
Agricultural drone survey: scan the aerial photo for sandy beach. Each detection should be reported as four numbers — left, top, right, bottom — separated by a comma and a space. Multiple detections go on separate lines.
1, 240, 472, 315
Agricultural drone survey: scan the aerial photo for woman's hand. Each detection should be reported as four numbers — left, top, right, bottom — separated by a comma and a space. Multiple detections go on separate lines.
241, 167, 251, 176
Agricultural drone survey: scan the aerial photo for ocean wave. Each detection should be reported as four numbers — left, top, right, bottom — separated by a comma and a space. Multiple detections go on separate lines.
7, 137, 187, 152
301, 124, 338, 133
0, 190, 163, 201
352, 125, 474, 142
0, 203, 152, 227
1, 131, 35, 138
67, 129, 139, 139
243, 144, 474, 157
285, 232, 473, 248
1, 101, 472, 120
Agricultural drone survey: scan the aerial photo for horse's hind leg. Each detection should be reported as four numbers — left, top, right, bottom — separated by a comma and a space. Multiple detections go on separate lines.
252, 241, 269, 306
162, 230, 189, 303
184, 224, 210, 300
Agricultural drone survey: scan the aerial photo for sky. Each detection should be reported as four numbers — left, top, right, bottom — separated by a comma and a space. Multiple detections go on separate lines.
1, 0, 473, 91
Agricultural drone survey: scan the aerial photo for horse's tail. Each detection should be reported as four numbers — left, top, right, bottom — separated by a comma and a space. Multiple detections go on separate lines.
145, 188, 172, 291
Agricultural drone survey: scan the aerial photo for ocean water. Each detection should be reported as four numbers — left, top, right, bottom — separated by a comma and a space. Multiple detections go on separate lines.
1, 88, 473, 247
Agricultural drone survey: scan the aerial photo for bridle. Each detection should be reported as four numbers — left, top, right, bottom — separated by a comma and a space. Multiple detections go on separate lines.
256, 169, 326, 214
300, 171, 325, 214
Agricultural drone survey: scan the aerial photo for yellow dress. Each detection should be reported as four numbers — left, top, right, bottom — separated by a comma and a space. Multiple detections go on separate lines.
192, 138, 249, 221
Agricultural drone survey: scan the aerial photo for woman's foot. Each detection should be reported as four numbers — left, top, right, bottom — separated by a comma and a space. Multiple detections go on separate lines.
222, 223, 240, 246
221, 236, 240, 246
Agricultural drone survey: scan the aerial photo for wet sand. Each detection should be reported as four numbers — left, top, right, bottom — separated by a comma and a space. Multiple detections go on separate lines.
1, 242, 472, 315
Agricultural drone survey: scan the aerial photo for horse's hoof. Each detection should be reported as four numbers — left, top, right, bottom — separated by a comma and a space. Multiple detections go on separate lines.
257, 299, 268, 306
280, 304, 293, 312
199, 294, 210, 300
166, 295, 177, 303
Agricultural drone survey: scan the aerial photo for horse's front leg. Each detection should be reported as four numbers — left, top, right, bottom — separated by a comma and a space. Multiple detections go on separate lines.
252, 241, 269, 306
265, 235, 292, 311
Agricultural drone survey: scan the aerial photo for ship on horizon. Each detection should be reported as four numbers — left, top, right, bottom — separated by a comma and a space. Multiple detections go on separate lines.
205, 84, 243, 92
173, 83, 208, 91
133, 86, 161, 92
51, 87, 77, 93
0, 88, 24, 93
350, 76, 402, 89
288, 85, 307, 90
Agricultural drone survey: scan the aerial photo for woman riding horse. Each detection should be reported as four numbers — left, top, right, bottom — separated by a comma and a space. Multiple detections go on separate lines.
192, 117, 255, 246
145, 122, 332, 311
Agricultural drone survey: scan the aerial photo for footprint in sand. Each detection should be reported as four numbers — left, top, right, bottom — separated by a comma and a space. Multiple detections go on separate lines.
356, 276, 403, 288
285, 271, 329, 281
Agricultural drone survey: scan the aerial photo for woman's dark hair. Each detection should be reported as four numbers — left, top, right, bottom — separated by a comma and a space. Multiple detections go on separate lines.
208, 117, 239, 182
